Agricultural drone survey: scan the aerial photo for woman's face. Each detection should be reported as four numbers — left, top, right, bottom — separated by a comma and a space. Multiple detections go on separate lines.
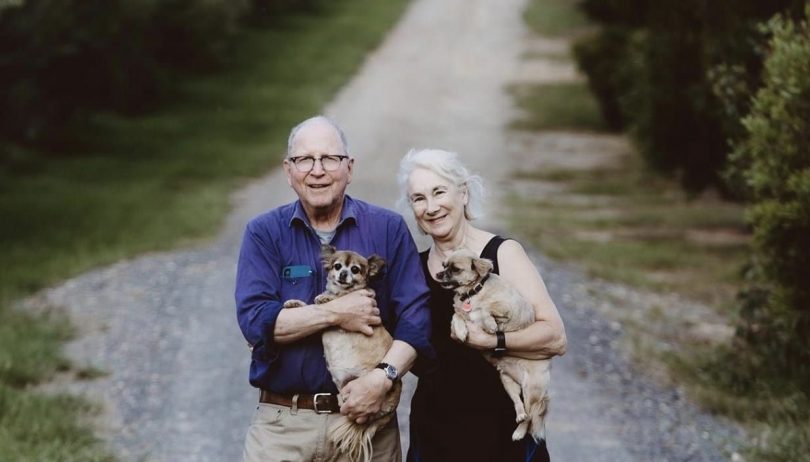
406, 167, 468, 240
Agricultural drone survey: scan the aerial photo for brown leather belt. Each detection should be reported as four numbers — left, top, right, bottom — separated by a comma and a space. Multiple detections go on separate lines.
259, 390, 341, 414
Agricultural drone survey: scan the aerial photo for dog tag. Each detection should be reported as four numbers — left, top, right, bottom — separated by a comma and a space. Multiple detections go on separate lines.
462, 300, 472, 312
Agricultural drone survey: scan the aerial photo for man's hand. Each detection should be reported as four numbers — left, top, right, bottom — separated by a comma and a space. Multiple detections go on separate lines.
339, 369, 392, 424
324, 290, 381, 335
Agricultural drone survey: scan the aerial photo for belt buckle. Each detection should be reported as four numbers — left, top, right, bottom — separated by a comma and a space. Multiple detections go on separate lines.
313, 393, 333, 414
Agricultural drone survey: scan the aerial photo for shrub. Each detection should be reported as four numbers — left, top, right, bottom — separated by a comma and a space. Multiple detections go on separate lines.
728, 6, 810, 376
573, 0, 804, 192
572, 27, 629, 131
0, 0, 249, 146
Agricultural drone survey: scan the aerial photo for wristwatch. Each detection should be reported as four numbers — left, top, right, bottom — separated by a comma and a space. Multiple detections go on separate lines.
375, 362, 399, 382
493, 331, 507, 357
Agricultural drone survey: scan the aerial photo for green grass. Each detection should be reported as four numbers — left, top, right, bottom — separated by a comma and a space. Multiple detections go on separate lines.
523, 0, 589, 37
509, 82, 606, 132
0, 0, 410, 459
509, 158, 749, 305
669, 346, 810, 461
0, 385, 114, 462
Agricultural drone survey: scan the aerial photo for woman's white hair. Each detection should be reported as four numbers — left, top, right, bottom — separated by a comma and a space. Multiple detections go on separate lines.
397, 148, 486, 220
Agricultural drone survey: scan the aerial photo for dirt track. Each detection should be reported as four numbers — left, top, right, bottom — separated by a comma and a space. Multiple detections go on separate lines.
33, 0, 743, 460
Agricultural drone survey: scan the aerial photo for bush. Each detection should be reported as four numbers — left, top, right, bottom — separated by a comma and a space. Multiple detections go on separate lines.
573, 0, 804, 192
0, 0, 249, 146
572, 27, 629, 131
728, 6, 810, 377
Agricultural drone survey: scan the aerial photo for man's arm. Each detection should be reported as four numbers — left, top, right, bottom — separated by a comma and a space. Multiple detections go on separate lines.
339, 340, 416, 424
339, 215, 435, 423
235, 222, 284, 354
274, 289, 382, 343
237, 218, 387, 355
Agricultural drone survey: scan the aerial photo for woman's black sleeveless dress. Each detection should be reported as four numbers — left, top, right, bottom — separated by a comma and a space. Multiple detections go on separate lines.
407, 236, 550, 462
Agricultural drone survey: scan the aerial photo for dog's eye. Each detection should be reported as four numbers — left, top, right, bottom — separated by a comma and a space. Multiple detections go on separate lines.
333, 263, 342, 271
351, 266, 360, 274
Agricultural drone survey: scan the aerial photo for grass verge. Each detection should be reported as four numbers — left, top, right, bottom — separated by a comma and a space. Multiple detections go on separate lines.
509, 81, 606, 132
0, 0, 410, 458
523, 0, 589, 37
509, 154, 748, 306
670, 346, 810, 461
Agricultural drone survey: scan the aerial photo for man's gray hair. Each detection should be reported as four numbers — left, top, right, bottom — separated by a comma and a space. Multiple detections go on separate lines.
397, 148, 486, 220
287, 115, 349, 157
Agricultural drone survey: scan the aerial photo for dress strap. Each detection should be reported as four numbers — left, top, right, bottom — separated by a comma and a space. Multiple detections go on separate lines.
480, 235, 509, 275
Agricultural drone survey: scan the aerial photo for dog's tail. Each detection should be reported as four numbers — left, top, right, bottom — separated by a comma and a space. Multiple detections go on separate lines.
528, 392, 550, 444
329, 417, 378, 462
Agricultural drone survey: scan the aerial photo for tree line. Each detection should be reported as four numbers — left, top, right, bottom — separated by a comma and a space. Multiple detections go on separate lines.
573, 0, 809, 384
0, 0, 321, 148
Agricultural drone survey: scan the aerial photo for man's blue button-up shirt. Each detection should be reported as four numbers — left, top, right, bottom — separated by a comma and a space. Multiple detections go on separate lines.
235, 195, 435, 394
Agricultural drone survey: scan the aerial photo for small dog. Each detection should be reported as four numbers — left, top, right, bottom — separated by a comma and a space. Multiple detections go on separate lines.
283, 245, 401, 462
437, 248, 551, 443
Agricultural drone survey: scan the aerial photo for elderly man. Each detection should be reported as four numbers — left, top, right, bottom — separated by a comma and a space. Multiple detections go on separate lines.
235, 116, 433, 462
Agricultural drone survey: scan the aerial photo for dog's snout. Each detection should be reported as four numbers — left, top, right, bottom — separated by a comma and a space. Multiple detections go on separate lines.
435, 270, 445, 280
338, 269, 349, 283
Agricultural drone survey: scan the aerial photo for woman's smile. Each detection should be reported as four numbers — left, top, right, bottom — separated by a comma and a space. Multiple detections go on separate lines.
407, 167, 467, 238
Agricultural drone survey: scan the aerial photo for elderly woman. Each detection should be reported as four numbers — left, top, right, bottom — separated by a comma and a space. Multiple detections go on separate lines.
397, 149, 566, 462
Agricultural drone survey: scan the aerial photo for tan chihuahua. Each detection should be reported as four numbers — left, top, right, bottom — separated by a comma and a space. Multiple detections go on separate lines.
437, 248, 551, 443
284, 245, 401, 462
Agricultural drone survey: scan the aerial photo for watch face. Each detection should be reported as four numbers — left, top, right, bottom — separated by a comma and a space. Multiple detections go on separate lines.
378, 363, 397, 381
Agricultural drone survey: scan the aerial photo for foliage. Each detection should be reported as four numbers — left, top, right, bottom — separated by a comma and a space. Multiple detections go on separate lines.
727, 6, 810, 377
573, 0, 804, 191
0, 0, 411, 458
0, 0, 253, 146
572, 27, 630, 131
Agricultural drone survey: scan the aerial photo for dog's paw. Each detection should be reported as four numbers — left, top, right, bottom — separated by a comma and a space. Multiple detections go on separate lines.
314, 293, 335, 304
482, 317, 498, 334
283, 299, 306, 308
452, 326, 468, 343
511, 421, 529, 441
451, 315, 468, 342
515, 412, 527, 423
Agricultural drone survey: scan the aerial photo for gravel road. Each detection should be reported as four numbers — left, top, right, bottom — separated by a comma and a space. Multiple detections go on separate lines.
31, 0, 744, 460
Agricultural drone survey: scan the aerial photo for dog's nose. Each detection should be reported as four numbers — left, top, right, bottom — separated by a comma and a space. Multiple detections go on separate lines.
338, 270, 348, 282
435, 270, 445, 280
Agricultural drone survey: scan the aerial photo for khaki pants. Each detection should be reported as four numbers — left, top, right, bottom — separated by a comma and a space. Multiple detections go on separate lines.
242, 402, 401, 462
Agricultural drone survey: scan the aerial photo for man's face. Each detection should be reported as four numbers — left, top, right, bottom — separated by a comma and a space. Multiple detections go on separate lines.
283, 122, 353, 215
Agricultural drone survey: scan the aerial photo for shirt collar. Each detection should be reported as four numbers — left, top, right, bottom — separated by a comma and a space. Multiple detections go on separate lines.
289, 195, 358, 229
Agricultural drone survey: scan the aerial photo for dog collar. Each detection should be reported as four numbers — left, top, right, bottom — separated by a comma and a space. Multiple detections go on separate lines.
459, 272, 491, 302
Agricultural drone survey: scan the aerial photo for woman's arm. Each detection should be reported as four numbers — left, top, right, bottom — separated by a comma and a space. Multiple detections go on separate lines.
461, 239, 567, 359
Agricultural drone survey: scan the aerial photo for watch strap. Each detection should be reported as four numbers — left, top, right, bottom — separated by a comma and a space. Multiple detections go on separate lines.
494, 330, 507, 357
375, 362, 399, 382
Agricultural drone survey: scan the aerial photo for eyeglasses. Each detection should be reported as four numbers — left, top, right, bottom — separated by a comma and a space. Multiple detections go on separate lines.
288, 155, 349, 172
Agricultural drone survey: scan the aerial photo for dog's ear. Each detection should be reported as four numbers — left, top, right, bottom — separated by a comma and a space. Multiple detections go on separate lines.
367, 255, 386, 279
320, 245, 336, 267
472, 257, 493, 278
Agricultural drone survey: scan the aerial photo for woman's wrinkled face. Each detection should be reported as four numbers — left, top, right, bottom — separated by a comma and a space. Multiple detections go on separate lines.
406, 167, 468, 239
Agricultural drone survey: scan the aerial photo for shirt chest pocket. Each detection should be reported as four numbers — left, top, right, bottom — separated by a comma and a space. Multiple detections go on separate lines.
279, 265, 319, 304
